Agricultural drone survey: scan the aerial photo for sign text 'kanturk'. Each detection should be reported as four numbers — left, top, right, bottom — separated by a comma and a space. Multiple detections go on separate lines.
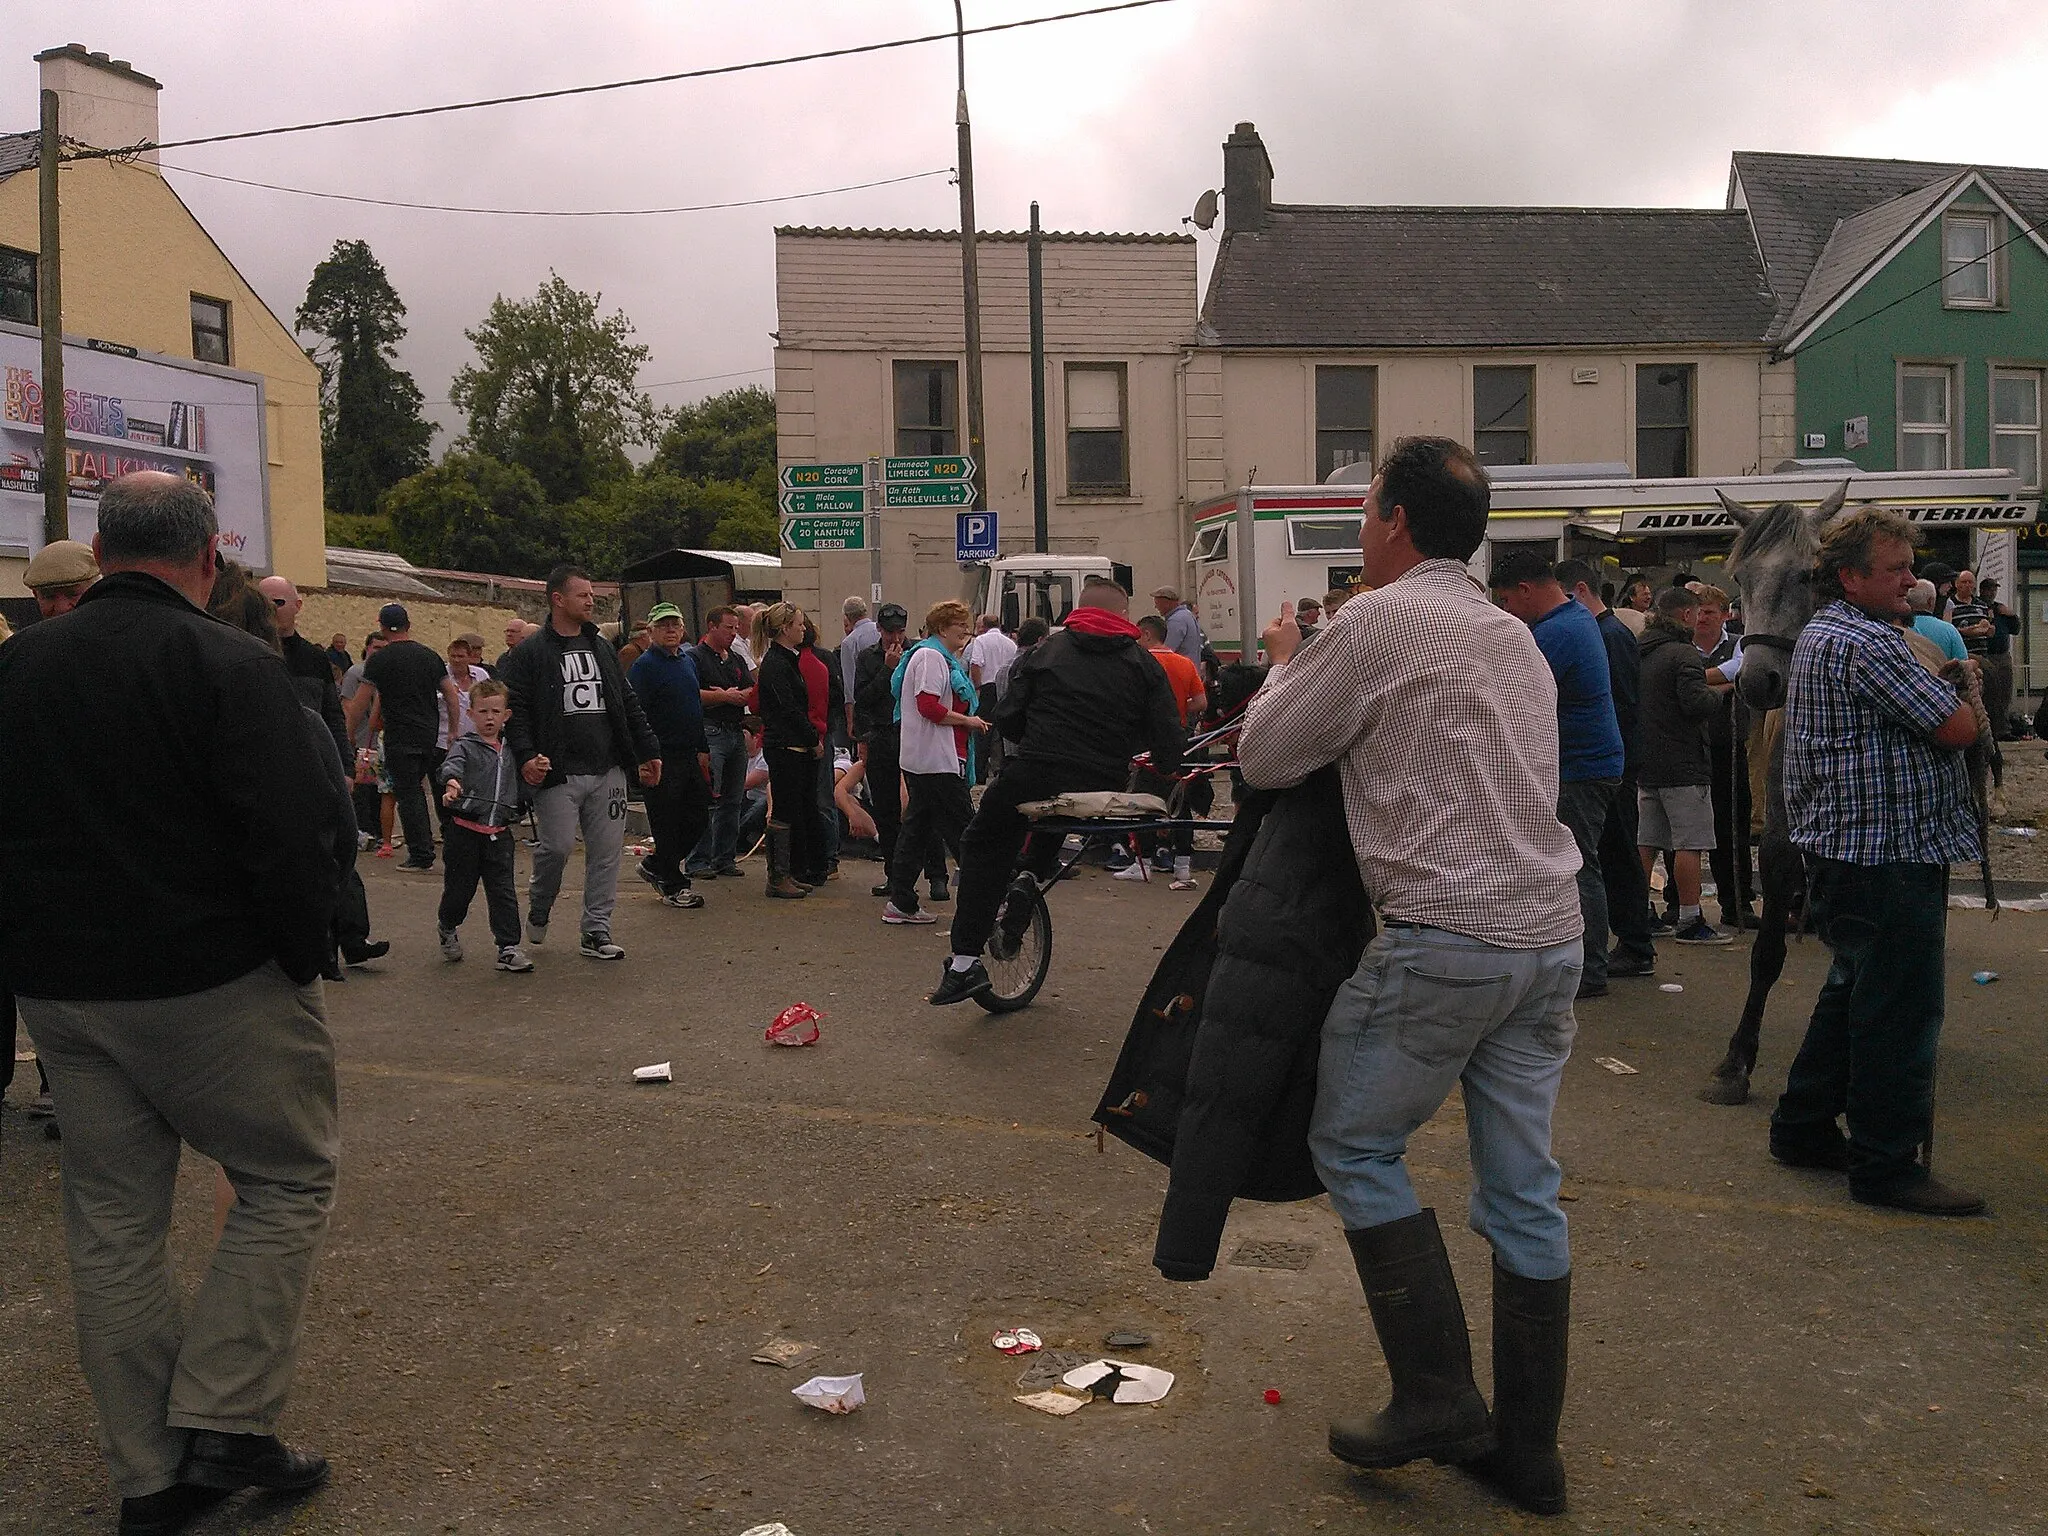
780, 515, 868, 552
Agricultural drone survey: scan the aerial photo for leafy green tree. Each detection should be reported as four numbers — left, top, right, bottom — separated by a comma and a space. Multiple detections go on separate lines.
449, 273, 661, 504
296, 239, 436, 517
649, 385, 776, 503
381, 452, 561, 577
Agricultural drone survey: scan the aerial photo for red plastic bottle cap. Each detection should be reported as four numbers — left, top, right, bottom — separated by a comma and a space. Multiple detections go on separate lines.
1263, 1388, 1282, 1405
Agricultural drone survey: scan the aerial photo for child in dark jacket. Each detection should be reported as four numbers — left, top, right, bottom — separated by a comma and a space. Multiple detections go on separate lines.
435, 679, 533, 972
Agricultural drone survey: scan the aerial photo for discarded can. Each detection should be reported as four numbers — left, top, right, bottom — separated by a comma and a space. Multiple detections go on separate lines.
992, 1328, 1043, 1356
1972, 970, 1999, 985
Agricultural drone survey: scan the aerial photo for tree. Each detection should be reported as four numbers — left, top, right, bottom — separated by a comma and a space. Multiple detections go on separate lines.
381, 452, 560, 577
296, 239, 435, 518
450, 273, 662, 504
649, 385, 776, 504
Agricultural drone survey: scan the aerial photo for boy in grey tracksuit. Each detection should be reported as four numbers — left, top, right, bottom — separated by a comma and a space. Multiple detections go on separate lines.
434, 680, 533, 971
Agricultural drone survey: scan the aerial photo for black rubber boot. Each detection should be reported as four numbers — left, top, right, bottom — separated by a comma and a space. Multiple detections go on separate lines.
1329, 1209, 1494, 1468
1462, 1260, 1570, 1515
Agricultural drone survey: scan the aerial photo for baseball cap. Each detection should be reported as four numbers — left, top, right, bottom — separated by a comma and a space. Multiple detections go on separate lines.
378, 602, 410, 630
876, 602, 909, 631
646, 602, 684, 623
24, 540, 98, 590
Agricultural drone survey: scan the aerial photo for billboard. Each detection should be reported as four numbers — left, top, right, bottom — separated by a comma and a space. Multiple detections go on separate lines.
0, 320, 271, 567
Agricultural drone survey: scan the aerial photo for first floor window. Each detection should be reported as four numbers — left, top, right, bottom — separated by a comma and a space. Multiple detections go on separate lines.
0, 246, 34, 324
893, 360, 958, 457
191, 294, 230, 364
1473, 366, 1533, 466
1315, 365, 1376, 480
1899, 365, 1953, 470
1994, 368, 2041, 491
1942, 212, 1997, 307
1636, 364, 1694, 477
1065, 363, 1128, 495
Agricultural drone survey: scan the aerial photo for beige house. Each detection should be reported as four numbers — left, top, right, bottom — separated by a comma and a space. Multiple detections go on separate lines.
774, 225, 1196, 624
0, 44, 325, 596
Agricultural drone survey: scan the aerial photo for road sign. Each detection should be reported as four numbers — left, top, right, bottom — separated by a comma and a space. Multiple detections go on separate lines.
883, 479, 977, 509
780, 515, 868, 552
780, 462, 865, 490
883, 454, 975, 484
956, 511, 999, 563
779, 487, 866, 517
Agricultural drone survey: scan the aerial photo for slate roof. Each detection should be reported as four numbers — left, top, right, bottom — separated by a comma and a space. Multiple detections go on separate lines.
777, 226, 1190, 245
0, 132, 38, 182
1732, 151, 2048, 339
1198, 206, 1776, 349
1777, 174, 1966, 343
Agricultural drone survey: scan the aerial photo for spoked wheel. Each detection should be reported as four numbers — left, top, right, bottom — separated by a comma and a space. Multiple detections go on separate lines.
977, 878, 1052, 1013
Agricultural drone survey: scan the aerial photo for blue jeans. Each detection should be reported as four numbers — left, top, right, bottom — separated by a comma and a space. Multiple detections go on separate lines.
687, 724, 748, 874
1311, 925, 1581, 1280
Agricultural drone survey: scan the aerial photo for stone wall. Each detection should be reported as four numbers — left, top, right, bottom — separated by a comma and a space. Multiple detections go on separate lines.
301, 590, 525, 661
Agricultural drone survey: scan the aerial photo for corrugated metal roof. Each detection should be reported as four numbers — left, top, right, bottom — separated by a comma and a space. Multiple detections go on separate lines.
776, 225, 1191, 245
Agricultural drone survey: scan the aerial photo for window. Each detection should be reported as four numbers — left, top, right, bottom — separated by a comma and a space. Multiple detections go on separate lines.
1315, 366, 1376, 480
1285, 517, 1364, 554
1635, 364, 1694, 477
1473, 366, 1533, 466
892, 360, 958, 456
1065, 363, 1128, 495
1186, 524, 1229, 562
0, 246, 35, 324
1899, 365, 1953, 470
190, 295, 230, 364
1942, 213, 1997, 307
1994, 368, 2042, 492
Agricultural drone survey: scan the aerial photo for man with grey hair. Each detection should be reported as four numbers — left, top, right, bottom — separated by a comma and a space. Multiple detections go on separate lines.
838, 594, 877, 738
1906, 579, 1967, 661
0, 471, 342, 1528
1151, 584, 1205, 665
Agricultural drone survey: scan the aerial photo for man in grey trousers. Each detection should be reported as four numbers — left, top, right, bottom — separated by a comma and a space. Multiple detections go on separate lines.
500, 564, 663, 960
0, 473, 344, 1533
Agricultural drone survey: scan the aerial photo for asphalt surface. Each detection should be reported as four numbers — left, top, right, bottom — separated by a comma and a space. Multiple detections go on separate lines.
3, 849, 2044, 1535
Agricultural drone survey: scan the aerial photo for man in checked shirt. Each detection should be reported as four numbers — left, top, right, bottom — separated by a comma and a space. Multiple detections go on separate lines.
1768, 507, 1984, 1216
1238, 436, 1584, 1517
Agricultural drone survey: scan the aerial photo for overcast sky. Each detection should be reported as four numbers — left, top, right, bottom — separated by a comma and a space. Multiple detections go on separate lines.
15, 1, 2048, 446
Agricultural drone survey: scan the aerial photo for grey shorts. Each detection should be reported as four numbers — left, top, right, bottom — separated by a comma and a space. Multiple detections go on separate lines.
1638, 783, 1716, 851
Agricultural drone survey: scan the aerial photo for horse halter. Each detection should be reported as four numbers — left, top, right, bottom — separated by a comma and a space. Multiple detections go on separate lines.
1737, 631, 1798, 655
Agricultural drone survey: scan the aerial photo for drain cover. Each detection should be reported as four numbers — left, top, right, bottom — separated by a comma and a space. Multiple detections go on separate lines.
1227, 1239, 1316, 1272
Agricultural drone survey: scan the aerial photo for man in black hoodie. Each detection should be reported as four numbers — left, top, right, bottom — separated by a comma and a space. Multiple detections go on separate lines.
1636, 586, 1729, 946
0, 473, 342, 1528
931, 579, 1185, 1005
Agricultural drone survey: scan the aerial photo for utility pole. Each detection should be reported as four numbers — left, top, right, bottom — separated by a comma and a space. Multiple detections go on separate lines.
1027, 202, 1048, 553
953, 1, 987, 514
38, 89, 66, 545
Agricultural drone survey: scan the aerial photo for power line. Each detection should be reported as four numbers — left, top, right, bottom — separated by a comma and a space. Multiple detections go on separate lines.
246, 366, 777, 409
155, 163, 955, 217
62, 0, 1181, 163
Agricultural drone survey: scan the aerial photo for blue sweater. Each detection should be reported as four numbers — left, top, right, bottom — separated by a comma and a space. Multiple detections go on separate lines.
1530, 599, 1624, 783
628, 645, 708, 756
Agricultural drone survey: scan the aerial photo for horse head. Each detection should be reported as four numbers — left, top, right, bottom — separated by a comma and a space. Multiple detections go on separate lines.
1715, 482, 1849, 712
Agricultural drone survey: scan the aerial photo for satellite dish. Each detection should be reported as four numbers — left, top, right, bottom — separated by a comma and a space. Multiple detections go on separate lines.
1187, 189, 1219, 230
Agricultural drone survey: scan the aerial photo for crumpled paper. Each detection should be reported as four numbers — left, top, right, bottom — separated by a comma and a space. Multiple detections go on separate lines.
791, 1373, 864, 1414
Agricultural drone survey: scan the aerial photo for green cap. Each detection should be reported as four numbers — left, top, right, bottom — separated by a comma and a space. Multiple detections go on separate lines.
646, 602, 684, 623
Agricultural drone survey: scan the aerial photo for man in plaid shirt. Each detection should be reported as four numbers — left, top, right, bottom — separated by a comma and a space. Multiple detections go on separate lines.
1239, 437, 1582, 1516
1771, 507, 1984, 1216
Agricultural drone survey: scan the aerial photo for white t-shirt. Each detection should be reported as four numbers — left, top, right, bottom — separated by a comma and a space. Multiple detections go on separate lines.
437, 663, 491, 749
965, 628, 1019, 695
899, 645, 967, 777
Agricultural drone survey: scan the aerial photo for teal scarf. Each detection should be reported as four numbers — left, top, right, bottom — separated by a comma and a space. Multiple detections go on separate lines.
891, 637, 980, 780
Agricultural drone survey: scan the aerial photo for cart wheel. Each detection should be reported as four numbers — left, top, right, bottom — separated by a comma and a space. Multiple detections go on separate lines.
978, 880, 1052, 1013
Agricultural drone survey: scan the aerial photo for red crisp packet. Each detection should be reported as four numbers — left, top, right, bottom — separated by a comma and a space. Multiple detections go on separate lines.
765, 1002, 822, 1046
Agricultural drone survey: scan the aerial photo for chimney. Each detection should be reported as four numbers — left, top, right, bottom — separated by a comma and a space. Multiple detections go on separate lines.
1222, 121, 1273, 233
35, 44, 162, 166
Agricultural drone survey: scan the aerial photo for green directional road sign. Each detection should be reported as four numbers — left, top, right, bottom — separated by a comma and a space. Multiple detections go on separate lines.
780, 462, 865, 490
883, 454, 975, 484
779, 487, 866, 517
780, 515, 868, 552
882, 480, 977, 509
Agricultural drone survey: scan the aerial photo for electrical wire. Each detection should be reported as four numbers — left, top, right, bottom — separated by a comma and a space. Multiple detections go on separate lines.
61, 0, 1181, 163
156, 163, 954, 217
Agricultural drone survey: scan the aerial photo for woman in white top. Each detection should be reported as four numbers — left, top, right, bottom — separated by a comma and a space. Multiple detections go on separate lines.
882, 600, 988, 925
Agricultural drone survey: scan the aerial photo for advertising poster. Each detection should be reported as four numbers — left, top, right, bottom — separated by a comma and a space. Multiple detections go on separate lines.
0, 319, 270, 567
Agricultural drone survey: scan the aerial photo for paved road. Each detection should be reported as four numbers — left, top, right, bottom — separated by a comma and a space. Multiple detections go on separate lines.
4, 851, 2043, 1534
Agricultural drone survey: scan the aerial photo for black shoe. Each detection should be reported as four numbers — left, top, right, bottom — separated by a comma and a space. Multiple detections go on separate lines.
179, 1430, 330, 1493
118, 1484, 230, 1535
1853, 1175, 1986, 1216
1720, 906, 1758, 930
1575, 978, 1608, 1000
1605, 950, 1656, 978
871, 881, 892, 896
340, 939, 390, 965
928, 877, 951, 903
636, 859, 664, 892
1770, 1135, 1852, 1172
400, 857, 435, 872
929, 961, 991, 1006
319, 955, 345, 983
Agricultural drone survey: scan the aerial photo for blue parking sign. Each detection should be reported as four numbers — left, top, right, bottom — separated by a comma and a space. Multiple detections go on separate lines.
956, 511, 998, 563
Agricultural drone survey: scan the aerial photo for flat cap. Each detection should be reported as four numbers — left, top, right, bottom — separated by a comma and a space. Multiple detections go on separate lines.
24, 540, 99, 590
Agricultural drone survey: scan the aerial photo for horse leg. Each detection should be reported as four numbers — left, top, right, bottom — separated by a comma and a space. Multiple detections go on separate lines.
1698, 847, 1800, 1105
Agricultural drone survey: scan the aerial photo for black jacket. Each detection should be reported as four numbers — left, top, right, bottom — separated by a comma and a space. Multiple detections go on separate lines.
1636, 616, 1719, 788
1094, 765, 1372, 1280
1595, 607, 1641, 773
0, 573, 341, 997
994, 620, 1185, 779
501, 622, 660, 789
756, 642, 817, 752
853, 641, 901, 741
281, 629, 349, 772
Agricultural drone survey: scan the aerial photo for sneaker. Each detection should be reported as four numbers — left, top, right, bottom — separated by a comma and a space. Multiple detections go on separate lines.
357, 830, 377, 852
439, 927, 463, 962
1672, 917, 1732, 946
1606, 950, 1656, 978
1170, 877, 1200, 891
1576, 978, 1609, 1000
580, 931, 625, 960
495, 947, 535, 974
341, 939, 391, 965
715, 864, 744, 878
636, 860, 665, 893
661, 887, 705, 909
526, 918, 548, 947
928, 877, 950, 903
27, 1092, 55, 1118
401, 858, 435, 873
930, 960, 992, 1006
871, 880, 892, 897
1112, 862, 1150, 882
1646, 912, 1674, 936
1150, 849, 1175, 873
883, 902, 936, 925
1104, 846, 1134, 872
